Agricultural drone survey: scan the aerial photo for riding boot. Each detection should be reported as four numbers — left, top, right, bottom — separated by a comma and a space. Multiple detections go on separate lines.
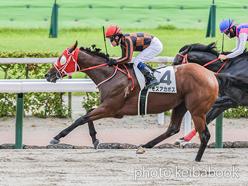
140, 66, 159, 88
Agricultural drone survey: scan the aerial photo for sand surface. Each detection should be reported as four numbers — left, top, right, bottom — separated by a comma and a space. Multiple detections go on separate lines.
0, 149, 246, 185
1, 96, 248, 185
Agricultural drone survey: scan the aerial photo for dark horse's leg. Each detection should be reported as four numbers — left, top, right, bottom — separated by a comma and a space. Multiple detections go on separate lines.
88, 120, 99, 149
137, 102, 187, 152
50, 108, 99, 148
207, 96, 239, 123
174, 96, 238, 145
86, 109, 100, 149
50, 114, 89, 144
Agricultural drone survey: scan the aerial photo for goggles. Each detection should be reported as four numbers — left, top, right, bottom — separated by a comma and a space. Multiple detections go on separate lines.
224, 30, 230, 35
108, 38, 114, 47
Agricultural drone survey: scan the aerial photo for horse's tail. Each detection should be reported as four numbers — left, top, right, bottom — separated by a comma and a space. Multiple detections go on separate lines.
215, 73, 248, 95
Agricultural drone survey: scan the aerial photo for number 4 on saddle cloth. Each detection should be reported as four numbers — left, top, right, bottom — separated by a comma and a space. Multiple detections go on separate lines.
133, 65, 177, 115
134, 65, 177, 93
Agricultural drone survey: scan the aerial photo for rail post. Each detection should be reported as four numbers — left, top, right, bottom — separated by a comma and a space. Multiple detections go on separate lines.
15, 93, 24, 149
206, 0, 216, 38
215, 113, 223, 148
49, 0, 59, 38
184, 111, 192, 144
68, 74, 72, 117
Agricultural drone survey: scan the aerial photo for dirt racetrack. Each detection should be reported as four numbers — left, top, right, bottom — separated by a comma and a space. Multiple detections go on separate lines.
1, 96, 248, 185
0, 148, 247, 185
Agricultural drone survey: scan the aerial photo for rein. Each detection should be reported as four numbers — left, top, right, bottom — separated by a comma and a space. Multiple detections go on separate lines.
54, 46, 135, 90
202, 57, 229, 73
77, 63, 135, 90
177, 53, 229, 73
57, 62, 135, 90
113, 64, 135, 90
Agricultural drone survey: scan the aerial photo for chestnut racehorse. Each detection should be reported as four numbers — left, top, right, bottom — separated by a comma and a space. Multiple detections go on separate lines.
45, 41, 248, 161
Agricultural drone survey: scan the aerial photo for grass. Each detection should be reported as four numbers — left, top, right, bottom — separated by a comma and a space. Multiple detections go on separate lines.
0, 26, 241, 91
0, 26, 238, 57
0, 26, 241, 94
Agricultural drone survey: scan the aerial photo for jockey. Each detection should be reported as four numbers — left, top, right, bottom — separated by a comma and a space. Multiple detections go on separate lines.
219, 19, 248, 62
105, 25, 163, 89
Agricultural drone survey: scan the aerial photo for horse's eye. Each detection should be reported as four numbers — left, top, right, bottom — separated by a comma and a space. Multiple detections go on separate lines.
60, 55, 67, 65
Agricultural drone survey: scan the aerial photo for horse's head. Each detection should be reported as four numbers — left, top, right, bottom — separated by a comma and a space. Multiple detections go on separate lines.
172, 42, 219, 66
45, 41, 79, 83
172, 46, 192, 66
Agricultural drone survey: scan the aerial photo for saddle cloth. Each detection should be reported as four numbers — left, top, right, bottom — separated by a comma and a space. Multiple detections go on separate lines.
134, 65, 177, 93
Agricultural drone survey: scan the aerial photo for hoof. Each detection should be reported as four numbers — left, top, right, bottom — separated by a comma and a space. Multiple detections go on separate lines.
93, 139, 100, 149
50, 139, 60, 145
174, 137, 185, 145
174, 141, 180, 146
136, 146, 146, 154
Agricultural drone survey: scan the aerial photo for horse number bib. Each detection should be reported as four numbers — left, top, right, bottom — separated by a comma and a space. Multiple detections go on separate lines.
148, 66, 177, 93
134, 65, 177, 93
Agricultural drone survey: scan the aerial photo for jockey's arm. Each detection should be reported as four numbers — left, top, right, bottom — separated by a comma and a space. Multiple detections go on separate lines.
230, 37, 240, 53
116, 37, 133, 64
120, 46, 125, 59
227, 33, 248, 58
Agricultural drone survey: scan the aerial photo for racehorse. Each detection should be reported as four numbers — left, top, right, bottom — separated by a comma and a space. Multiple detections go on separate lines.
45, 41, 248, 162
173, 42, 248, 144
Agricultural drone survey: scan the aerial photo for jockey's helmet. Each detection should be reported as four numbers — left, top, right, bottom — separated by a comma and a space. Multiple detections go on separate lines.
105, 25, 122, 38
219, 19, 235, 33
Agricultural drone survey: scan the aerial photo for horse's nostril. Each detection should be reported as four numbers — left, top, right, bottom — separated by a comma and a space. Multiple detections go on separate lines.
45, 73, 49, 78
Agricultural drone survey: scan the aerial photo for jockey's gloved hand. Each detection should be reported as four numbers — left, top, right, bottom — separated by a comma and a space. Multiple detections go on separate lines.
107, 58, 118, 66
219, 54, 227, 62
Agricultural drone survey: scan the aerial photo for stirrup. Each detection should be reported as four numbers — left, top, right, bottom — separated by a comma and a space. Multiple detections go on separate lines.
146, 79, 159, 89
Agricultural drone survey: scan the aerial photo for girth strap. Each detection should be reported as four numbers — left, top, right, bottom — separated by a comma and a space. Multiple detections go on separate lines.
138, 88, 149, 116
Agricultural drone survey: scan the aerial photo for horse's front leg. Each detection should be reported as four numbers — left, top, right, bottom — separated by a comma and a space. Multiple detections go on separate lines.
86, 108, 100, 149
87, 120, 99, 149
50, 104, 113, 145
137, 102, 187, 154
50, 113, 90, 144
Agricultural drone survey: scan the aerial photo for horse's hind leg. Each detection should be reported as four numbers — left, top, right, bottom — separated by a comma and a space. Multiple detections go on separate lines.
192, 115, 210, 162
174, 96, 237, 145
137, 102, 187, 153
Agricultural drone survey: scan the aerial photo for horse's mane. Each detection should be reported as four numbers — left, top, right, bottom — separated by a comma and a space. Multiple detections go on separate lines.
79, 45, 109, 60
179, 42, 220, 57
179, 42, 248, 58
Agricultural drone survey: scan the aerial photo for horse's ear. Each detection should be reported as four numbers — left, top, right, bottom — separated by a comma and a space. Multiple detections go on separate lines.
184, 46, 193, 54
69, 41, 78, 53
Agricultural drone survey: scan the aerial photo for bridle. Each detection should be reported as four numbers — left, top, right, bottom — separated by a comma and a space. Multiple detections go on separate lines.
177, 53, 188, 64
53, 48, 135, 90
177, 52, 229, 73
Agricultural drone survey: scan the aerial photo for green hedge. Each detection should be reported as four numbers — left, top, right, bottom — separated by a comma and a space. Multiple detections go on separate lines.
0, 51, 72, 118
1, 51, 247, 118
